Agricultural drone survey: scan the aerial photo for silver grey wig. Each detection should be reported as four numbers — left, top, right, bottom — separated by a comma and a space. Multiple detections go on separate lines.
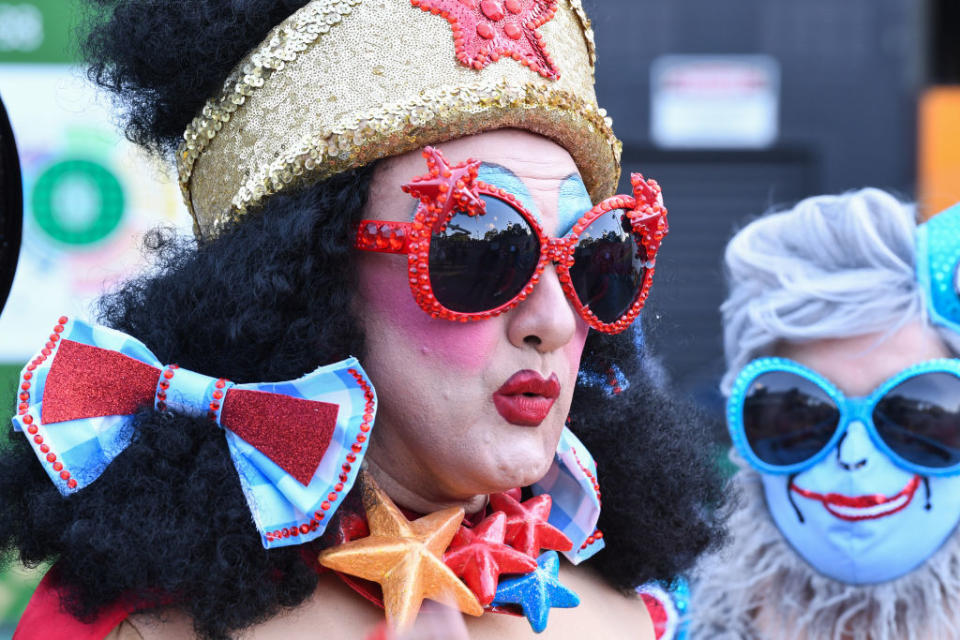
721, 188, 960, 394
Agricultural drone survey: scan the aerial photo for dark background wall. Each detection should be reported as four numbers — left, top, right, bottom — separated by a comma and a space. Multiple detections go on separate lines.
586, 0, 933, 414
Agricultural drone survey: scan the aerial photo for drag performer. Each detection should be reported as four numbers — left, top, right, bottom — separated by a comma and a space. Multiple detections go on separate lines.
0, 1, 725, 638
691, 189, 960, 639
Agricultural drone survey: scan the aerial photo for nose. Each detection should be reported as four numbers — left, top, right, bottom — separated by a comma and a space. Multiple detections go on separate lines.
506, 264, 579, 352
836, 421, 873, 471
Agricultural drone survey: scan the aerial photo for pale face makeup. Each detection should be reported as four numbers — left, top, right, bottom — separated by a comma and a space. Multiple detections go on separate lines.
356, 129, 592, 513
761, 320, 960, 583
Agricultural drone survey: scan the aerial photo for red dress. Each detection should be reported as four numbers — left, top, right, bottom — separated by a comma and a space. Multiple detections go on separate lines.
14, 567, 131, 640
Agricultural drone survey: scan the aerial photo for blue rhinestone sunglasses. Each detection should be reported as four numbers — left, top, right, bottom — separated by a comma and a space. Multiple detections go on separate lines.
727, 357, 960, 477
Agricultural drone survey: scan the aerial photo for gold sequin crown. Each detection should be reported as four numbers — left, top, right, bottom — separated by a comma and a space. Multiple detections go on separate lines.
178, 0, 621, 239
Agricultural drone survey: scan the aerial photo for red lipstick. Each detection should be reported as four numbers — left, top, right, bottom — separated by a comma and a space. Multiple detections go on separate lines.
493, 370, 561, 427
790, 476, 921, 522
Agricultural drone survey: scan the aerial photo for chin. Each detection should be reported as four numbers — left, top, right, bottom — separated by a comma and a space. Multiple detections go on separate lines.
485, 444, 556, 490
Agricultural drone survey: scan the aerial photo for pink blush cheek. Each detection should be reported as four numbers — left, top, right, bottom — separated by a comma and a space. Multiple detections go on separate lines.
564, 319, 590, 374
414, 320, 500, 373
356, 256, 498, 373
356, 255, 420, 320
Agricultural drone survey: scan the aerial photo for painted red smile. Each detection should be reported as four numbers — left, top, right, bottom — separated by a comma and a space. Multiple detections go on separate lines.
493, 370, 561, 427
790, 475, 922, 522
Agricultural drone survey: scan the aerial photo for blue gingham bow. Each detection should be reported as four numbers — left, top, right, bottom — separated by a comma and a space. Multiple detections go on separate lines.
11, 317, 377, 549
532, 427, 604, 563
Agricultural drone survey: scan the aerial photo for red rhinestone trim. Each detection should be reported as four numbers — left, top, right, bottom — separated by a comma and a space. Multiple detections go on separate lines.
355, 221, 411, 254
155, 364, 180, 413
571, 442, 602, 554
264, 367, 376, 544
21, 317, 78, 490
206, 378, 231, 422
580, 528, 603, 551
606, 367, 623, 395
571, 446, 601, 506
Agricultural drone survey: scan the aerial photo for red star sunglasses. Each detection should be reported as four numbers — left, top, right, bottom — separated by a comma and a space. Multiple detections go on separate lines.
354, 147, 668, 334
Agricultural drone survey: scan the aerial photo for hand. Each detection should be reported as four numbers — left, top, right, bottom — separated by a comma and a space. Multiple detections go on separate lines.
366, 601, 470, 640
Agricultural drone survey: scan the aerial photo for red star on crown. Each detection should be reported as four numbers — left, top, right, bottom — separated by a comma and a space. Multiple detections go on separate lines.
444, 511, 539, 606
402, 146, 486, 233
410, 0, 561, 80
489, 492, 573, 558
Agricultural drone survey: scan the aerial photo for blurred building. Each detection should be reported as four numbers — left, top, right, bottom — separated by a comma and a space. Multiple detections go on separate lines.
590, 0, 960, 414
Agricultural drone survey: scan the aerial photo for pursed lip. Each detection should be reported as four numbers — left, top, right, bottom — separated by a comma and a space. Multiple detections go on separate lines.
790, 475, 922, 522
493, 370, 561, 427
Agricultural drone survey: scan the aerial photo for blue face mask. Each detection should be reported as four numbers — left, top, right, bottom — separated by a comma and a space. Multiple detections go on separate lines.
728, 358, 960, 584
762, 428, 960, 583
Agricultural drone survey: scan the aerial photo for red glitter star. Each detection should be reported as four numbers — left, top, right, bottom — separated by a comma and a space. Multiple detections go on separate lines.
410, 0, 561, 80
488, 493, 573, 558
444, 511, 538, 606
402, 146, 486, 233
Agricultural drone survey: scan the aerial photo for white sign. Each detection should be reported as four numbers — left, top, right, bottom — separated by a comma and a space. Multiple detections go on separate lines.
0, 65, 193, 361
651, 54, 780, 149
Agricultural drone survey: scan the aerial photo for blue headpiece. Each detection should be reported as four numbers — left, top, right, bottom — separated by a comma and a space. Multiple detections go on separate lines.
917, 202, 960, 334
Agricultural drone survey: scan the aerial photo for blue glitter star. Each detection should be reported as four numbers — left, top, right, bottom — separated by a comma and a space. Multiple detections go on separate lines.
491, 551, 580, 633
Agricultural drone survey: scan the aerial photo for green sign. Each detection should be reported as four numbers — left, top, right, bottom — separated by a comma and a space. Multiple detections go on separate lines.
0, 0, 80, 64
31, 158, 125, 246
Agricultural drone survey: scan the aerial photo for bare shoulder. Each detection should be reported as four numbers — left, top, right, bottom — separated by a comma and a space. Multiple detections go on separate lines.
238, 571, 388, 638
122, 565, 654, 639
560, 561, 655, 637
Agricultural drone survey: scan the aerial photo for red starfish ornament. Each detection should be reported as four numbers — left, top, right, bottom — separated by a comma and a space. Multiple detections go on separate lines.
443, 511, 538, 606
401, 146, 486, 233
628, 173, 669, 256
410, 0, 561, 80
488, 492, 573, 558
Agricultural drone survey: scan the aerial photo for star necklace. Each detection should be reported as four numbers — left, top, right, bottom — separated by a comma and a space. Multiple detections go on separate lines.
318, 474, 582, 632
318, 475, 484, 629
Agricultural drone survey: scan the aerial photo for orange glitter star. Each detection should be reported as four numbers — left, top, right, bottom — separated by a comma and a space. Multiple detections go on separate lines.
318, 476, 484, 630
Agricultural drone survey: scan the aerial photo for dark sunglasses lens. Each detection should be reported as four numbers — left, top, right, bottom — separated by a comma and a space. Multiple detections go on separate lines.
570, 209, 646, 324
428, 195, 540, 313
873, 372, 960, 468
742, 371, 840, 467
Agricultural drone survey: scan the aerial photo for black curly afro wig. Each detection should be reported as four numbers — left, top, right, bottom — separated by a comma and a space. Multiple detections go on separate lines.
0, 2, 728, 638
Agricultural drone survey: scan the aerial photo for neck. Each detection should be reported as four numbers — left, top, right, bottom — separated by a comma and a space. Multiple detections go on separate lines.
363, 456, 488, 515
